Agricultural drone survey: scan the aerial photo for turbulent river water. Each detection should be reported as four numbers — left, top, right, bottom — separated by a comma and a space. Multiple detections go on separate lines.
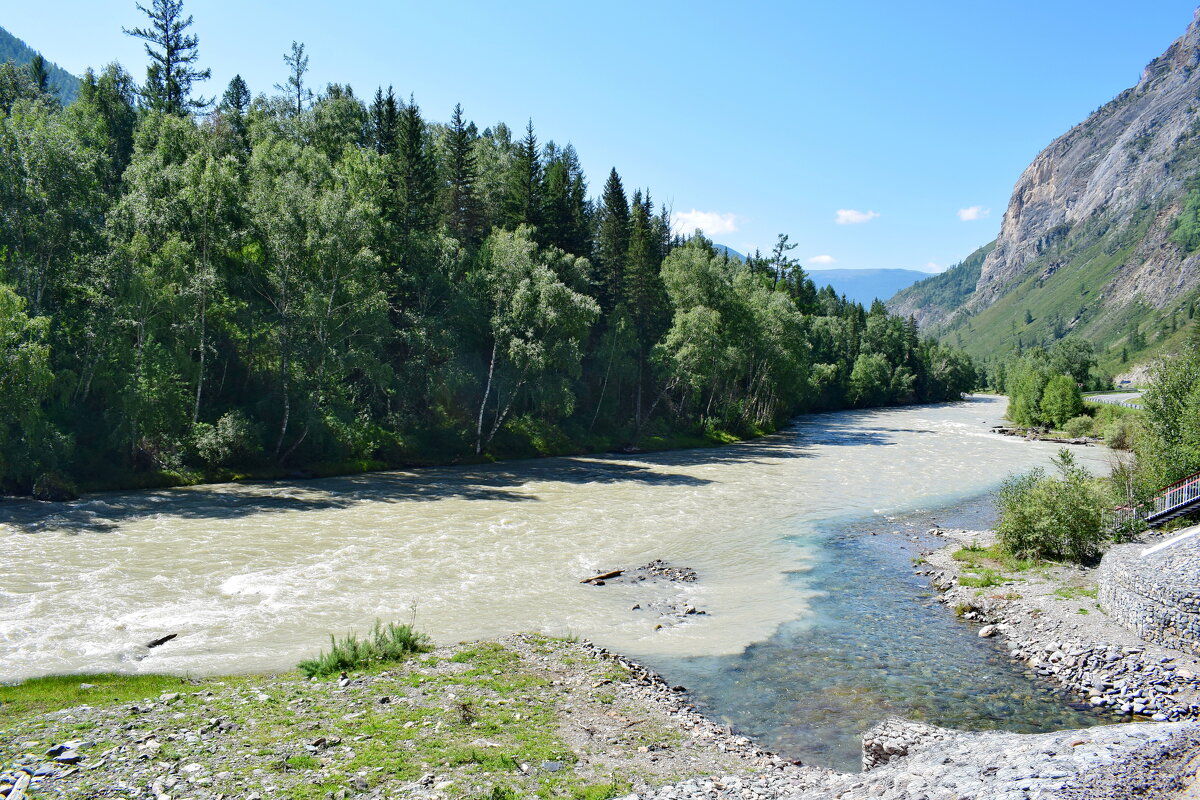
1, 395, 1117, 769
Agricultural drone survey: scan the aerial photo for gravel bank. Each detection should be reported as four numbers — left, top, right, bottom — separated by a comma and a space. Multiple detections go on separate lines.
0, 634, 832, 800
919, 527, 1200, 722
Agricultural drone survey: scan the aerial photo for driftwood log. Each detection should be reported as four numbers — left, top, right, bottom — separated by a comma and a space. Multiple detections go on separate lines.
146, 633, 178, 649
581, 570, 623, 584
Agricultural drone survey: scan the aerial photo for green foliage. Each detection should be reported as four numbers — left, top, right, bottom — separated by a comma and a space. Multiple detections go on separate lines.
958, 567, 1008, 588
297, 620, 433, 678
1135, 339, 1200, 489
1062, 415, 1095, 438
193, 410, 261, 467
0, 28, 979, 494
0, 284, 56, 489
996, 449, 1108, 563
1041, 374, 1084, 428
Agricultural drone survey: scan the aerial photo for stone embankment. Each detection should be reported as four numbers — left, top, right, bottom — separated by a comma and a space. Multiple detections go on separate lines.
1100, 534, 1200, 657
919, 527, 1200, 723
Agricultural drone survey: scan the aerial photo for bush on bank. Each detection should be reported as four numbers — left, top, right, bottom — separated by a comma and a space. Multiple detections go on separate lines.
298, 620, 433, 678
996, 449, 1109, 564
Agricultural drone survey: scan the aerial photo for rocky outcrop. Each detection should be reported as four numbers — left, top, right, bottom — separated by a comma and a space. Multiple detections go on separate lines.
971, 10, 1200, 314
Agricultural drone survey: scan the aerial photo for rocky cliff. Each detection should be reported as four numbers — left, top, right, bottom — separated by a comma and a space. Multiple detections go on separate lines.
892, 10, 1200, 369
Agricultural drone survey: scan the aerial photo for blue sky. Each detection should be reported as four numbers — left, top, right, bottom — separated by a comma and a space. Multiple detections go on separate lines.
7, 2, 1199, 272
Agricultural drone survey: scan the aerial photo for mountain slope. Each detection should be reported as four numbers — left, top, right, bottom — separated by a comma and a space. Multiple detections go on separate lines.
886, 242, 994, 327
806, 267, 931, 306
0, 26, 80, 104
891, 10, 1200, 372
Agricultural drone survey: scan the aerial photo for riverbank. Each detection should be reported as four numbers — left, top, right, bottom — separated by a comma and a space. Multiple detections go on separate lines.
918, 526, 1200, 722
6, 632, 1199, 800
0, 634, 835, 800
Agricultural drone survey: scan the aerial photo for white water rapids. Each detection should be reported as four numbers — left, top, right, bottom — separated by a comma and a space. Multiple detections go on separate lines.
0, 396, 1110, 681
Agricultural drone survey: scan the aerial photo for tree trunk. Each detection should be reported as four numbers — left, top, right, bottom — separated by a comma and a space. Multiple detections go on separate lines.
476, 340, 497, 454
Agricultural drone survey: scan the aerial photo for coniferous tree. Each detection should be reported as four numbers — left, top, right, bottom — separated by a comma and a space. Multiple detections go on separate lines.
396, 95, 437, 232
28, 55, 50, 96
123, 0, 211, 114
594, 168, 630, 313
624, 192, 669, 425
369, 86, 399, 155
219, 74, 250, 153
502, 120, 544, 233
441, 102, 484, 245
274, 41, 313, 116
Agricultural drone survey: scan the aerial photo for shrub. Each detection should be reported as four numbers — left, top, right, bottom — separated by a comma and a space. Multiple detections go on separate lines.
1041, 375, 1084, 428
1103, 416, 1139, 450
1062, 415, 1095, 438
298, 620, 432, 678
996, 449, 1108, 563
193, 410, 261, 468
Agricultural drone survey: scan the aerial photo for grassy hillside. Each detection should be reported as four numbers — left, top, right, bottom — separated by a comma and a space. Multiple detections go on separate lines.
0, 25, 79, 104
926, 209, 1200, 375
887, 242, 994, 326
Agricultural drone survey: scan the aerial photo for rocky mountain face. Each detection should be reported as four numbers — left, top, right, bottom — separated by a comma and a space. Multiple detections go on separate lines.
975, 10, 1200, 311
891, 11, 1200, 369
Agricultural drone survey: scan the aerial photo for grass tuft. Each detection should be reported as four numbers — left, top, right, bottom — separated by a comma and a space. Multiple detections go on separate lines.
298, 620, 432, 678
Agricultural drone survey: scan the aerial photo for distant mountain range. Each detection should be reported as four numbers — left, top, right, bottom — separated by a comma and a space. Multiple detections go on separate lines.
889, 11, 1200, 375
806, 268, 932, 307
710, 243, 932, 306
0, 26, 80, 104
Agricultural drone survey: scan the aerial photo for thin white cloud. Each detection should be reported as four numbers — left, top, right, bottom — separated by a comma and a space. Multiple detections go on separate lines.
673, 209, 739, 237
925, 262, 942, 272
808, 254, 837, 265
835, 209, 880, 225
957, 205, 990, 221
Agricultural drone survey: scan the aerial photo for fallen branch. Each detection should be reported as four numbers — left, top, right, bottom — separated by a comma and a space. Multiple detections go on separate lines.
581, 570, 623, 584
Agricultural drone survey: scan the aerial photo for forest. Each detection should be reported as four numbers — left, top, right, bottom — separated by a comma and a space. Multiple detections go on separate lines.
0, 1, 976, 496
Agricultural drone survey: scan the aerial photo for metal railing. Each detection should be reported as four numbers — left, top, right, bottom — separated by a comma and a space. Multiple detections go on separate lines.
1148, 470, 1200, 521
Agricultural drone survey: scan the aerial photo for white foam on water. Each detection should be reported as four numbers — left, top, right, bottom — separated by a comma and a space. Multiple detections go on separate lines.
0, 397, 1111, 680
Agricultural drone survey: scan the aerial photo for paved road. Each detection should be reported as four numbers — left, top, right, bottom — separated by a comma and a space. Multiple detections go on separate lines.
1086, 391, 1143, 408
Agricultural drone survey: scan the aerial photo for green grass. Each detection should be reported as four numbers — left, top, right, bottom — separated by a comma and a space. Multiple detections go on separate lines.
0, 673, 206, 721
1054, 585, 1099, 601
958, 567, 1009, 588
952, 542, 1037, 572
297, 620, 433, 678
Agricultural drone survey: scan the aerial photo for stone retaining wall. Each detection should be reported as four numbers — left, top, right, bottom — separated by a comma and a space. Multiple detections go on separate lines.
1099, 535, 1200, 656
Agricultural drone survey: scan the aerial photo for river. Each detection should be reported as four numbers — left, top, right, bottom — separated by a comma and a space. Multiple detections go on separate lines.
0, 395, 1117, 769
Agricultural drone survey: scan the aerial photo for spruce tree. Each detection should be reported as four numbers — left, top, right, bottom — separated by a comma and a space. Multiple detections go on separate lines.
502, 120, 544, 233
594, 168, 630, 313
220, 74, 251, 152
625, 193, 670, 423
123, 0, 211, 114
442, 103, 484, 245
370, 86, 399, 156
28, 55, 50, 96
396, 95, 437, 232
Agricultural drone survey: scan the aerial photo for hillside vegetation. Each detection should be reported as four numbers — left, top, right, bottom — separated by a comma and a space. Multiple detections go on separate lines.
0, 25, 79, 104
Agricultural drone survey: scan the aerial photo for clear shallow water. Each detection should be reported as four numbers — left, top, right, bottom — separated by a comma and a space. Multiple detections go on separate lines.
0, 396, 1117, 767
649, 495, 1115, 772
